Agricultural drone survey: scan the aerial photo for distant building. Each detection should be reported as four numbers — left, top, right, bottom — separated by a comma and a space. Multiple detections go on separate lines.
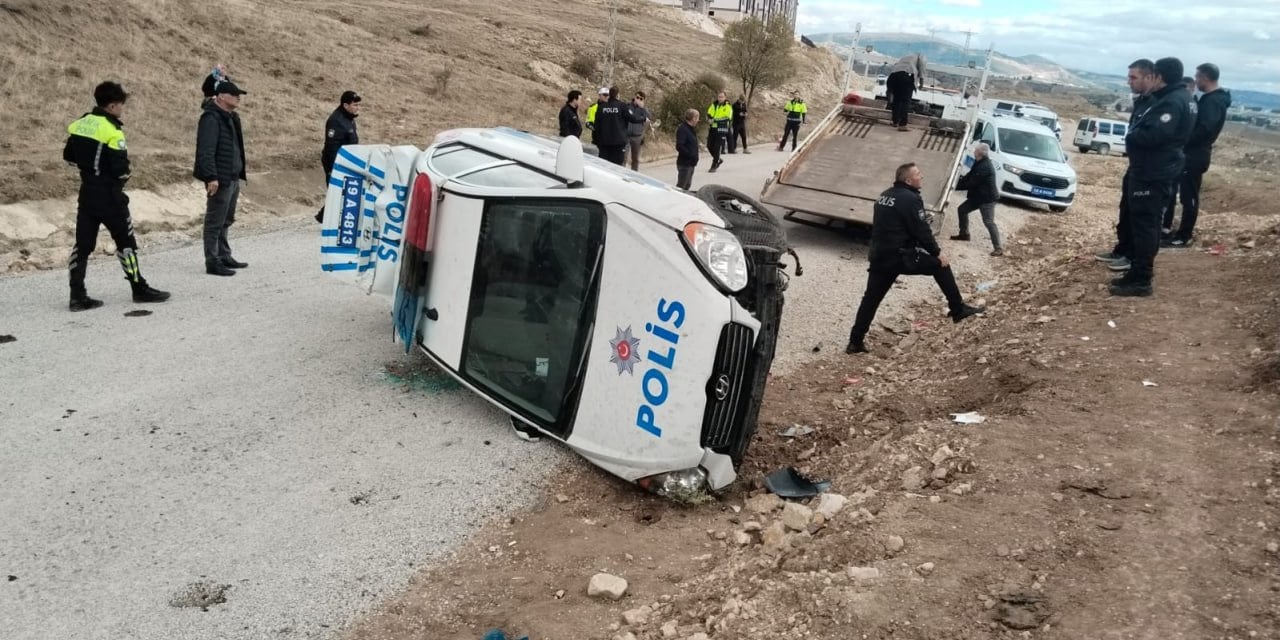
648, 0, 799, 31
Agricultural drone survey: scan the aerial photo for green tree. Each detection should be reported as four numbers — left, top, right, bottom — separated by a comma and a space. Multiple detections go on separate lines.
719, 16, 796, 107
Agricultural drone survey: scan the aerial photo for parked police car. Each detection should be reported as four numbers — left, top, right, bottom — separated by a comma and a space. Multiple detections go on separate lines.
319, 128, 799, 501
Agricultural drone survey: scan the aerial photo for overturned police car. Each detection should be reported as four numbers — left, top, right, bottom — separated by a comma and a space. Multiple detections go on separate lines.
319, 128, 799, 500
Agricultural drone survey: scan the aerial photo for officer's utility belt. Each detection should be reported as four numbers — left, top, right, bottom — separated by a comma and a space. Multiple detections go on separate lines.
786, 114, 803, 122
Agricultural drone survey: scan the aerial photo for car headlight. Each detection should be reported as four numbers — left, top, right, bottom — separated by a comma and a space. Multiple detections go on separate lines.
1002, 163, 1025, 175
681, 222, 748, 293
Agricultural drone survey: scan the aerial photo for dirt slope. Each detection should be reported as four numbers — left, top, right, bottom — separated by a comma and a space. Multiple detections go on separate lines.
341, 142, 1280, 639
0, 0, 840, 204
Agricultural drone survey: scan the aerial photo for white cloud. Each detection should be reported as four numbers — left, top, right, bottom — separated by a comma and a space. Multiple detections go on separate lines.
940, 0, 982, 6
1254, 29, 1272, 40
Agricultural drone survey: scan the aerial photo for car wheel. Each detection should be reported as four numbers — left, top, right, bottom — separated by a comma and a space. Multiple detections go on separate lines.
1049, 205, 1068, 213
1098, 143, 1110, 155
695, 184, 788, 250
1077, 145, 1090, 153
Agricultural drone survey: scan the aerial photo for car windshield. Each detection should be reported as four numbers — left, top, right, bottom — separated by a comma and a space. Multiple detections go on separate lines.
997, 128, 1062, 162
461, 199, 605, 427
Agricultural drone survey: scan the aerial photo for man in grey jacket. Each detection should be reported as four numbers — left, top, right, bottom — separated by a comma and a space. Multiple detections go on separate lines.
194, 81, 249, 277
887, 52, 927, 131
625, 91, 651, 171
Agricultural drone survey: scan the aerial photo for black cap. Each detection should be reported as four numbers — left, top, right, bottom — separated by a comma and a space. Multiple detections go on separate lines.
341, 90, 361, 104
215, 80, 247, 96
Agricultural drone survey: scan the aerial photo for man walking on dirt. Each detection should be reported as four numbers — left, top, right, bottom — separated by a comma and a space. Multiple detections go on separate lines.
846, 163, 984, 354
559, 89, 583, 138
778, 91, 806, 151
950, 143, 1003, 256
625, 91, 652, 171
729, 94, 750, 154
1096, 59, 1157, 273
887, 52, 926, 131
64, 81, 170, 311
1109, 57, 1194, 297
593, 86, 645, 166
316, 90, 361, 223
194, 80, 250, 277
1163, 63, 1231, 249
675, 108, 700, 191
707, 91, 733, 172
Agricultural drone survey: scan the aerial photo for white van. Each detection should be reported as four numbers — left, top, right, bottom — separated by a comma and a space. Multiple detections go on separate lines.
318, 128, 799, 501
961, 112, 1077, 212
980, 99, 1061, 139
1073, 117, 1128, 155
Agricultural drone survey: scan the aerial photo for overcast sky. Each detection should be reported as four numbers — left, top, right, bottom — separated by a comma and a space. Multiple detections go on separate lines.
796, 0, 1280, 93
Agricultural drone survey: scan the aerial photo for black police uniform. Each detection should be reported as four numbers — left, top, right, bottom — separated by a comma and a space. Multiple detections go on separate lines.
1117, 82, 1194, 289
1167, 87, 1231, 243
64, 108, 168, 308
318, 105, 359, 222
847, 181, 979, 350
1112, 93, 1151, 260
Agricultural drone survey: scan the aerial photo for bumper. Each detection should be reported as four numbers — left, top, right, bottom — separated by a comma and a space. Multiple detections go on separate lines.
1001, 179, 1076, 209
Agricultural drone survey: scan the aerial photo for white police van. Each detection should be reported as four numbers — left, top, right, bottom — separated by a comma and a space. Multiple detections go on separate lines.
960, 112, 1077, 212
318, 128, 798, 501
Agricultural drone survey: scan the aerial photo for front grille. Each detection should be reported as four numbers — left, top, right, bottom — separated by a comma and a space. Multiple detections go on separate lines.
1020, 172, 1070, 190
700, 323, 754, 450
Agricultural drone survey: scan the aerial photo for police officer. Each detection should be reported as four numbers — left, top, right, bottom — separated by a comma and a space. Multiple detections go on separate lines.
729, 94, 749, 154
1111, 57, 1194, 297
64, 81, 170, 311
1095, 59, 1157, 273
585, 87, 608, 145
706, 91, 733, 172
778, 91, 806, 151
559, 89, 583, 138
593, 86, 645, 166
1164, 63, 1231, 248
846, 163, 983, 354
316, 90, 361, 222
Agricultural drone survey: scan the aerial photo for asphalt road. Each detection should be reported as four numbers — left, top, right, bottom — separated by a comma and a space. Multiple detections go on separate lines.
0, 147, 1013, 639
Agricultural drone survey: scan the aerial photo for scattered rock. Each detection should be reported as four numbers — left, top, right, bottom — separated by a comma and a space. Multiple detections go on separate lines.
847, 566, 881, 581
814, 493, 848, 520
661, 621, 679, 638
1266, 541, 1279, 554
996, 545, 1010, 558
994, 588, 1050, 630
732, 531, 753, 546
781, 502, 814, 532
7, 575, 16, 582
613, 633, 637, 640
915, 562, 935, 575
123, 309, 152, 317
621, 606, 652, 626
745, 493, 784, 515
930, 445, 955, 466
950, 482, 974, 495
900, 466, 927, 491
929, 495, 943, 504
687, 634, 710, 640
721, 597, 743, 615
761, 522, 789, 550
588, 573, 629, 600
931, 466, 950, 481
556, 494, 570, 503
885, 535, 906, 554
743, 520, 763, 532
554, 589, 566, 599
169, 581, 230, 611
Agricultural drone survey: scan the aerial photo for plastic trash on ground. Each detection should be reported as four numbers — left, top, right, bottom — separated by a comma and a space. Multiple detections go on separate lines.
764, 466, 832, 499
951, 411, 987, 424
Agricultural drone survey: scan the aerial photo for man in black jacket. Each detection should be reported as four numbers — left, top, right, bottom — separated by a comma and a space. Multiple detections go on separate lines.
559, 89, 583, 138
729, 95, 749, 154
316, 90, 361, 222
1164, 63, 1231, 248
194, 80, 249, 277
1096, 59, 1157, 272
950, 143, 1003, 256
675, 109, 700, 190
592, 86, 644, 166
846, 163, 984, 354
1111, 57, 1194, 297
64, 81, 170, 311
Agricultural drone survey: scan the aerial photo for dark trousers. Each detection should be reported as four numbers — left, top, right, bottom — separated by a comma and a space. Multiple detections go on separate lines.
1112, 171, 1132, 258
676, 165, 695, 191
69, 183, 141, 294
849, 267, 965, 343
957, 200, 1001, 249
598, 144, 626, 166
204, 179, 241, 263
707, 131, 724, 166
1125, 177, 1173, 283
1169, 167, 1206, 240
729, 122, 747, 152
779, 120, 801, 150
887, 71, 916, 127
626, 136, 644, 171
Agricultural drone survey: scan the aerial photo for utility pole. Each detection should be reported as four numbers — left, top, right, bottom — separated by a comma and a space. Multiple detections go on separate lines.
958, 30, 978, 98
841, 22, 862, 94
603, 0, 618, 87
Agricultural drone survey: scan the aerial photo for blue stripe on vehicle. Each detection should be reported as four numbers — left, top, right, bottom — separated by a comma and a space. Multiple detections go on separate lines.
368, 164, 386, 179
322, 263, 358, 272
321, 229, 338, 237
337, 148, 367, 168
364, 192, 377, 202
329, 177, 344, 188
359, 262, 376, 272
321, 246, 359, 254
331, 163, 363, 178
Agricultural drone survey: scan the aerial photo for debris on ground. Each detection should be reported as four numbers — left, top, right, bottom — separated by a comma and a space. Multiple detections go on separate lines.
0, 334, 15, 344
587, 573, 628, 601
763, 467, 831, 498
168, 581, 230, 611
950, 411, 986, 424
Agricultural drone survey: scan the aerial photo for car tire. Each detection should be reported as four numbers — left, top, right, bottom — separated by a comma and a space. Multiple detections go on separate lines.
1049, 205, 1068, 213
695, 184, 788, 251
1077, 145, 1090, 153
1098, 143, 1110, 155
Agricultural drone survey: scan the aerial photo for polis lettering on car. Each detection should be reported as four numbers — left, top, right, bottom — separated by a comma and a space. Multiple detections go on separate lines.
635, 297, 686, 438
376, 183, 409, 262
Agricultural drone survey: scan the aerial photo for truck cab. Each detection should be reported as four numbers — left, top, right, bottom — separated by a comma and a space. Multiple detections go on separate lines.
318, 128, 796, 501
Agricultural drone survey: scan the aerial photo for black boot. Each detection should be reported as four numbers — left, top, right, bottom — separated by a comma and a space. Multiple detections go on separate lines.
1109, 280, 1152, 297
131, 280, 171, 303
221, 256, 248, 269
950, 304, 985, 323
845, 338, 868, 354
206, 259, 236, 276
950, 233, 971, 241
69, 291, 104, 312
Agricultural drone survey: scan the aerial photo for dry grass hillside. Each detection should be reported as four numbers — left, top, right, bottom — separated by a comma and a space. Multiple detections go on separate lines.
0, 0, 842, 204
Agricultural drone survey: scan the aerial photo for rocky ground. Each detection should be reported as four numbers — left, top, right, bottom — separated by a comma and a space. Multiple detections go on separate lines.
340, 139, 1280, 640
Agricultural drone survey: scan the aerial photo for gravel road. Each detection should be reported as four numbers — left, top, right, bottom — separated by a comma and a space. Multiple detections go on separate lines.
0, 148, 1021, 639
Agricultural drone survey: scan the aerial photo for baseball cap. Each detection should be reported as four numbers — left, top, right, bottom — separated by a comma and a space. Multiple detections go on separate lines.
340, 90, 362, 104
215, 80, 247, 96
597, 87, 609, 95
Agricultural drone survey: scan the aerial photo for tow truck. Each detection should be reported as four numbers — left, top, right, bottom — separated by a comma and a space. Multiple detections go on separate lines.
318, 128, 799, 501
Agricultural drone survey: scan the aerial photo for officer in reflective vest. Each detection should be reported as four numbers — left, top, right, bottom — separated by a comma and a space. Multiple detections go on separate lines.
779, 91, 807, 151
63, 81, 170, 311
706, 91, 733, 172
